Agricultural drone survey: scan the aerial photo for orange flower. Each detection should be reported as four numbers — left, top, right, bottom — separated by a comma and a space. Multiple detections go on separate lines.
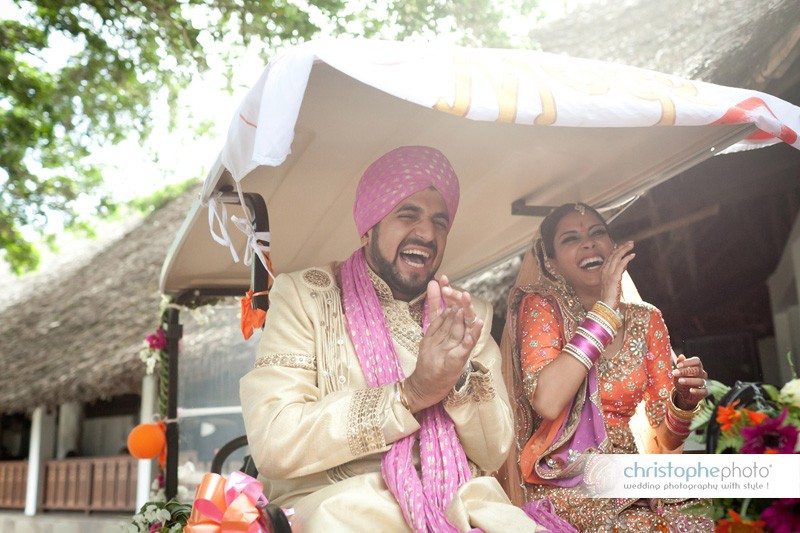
715, 510, 766, 533
741, 408, 767, 426
716, 400, 742, 432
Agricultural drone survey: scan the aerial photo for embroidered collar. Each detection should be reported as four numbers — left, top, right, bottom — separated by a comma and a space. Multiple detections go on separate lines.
366, 265, 425, 316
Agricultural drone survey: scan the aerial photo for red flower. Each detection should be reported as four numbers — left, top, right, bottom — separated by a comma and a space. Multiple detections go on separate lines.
741, 408, 767, 426
740, 409, 799, 454
716, 400, 742, 432
146, 328, 167, 350
715, 510, 765, 533
760, 499, 800, 533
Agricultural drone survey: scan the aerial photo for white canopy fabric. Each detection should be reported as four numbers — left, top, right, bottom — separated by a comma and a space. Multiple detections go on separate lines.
160, 39, 800, 295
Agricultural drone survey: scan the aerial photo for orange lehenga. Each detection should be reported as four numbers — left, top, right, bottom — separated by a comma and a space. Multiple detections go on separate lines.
498, 250, 712, 532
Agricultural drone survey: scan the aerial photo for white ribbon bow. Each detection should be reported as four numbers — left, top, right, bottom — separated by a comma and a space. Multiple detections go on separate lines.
205, 193, 240, 263
230, 215, 273, 279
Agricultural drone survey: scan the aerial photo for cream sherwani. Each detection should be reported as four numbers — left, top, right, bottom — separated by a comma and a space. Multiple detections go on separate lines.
240, 264, 540, 532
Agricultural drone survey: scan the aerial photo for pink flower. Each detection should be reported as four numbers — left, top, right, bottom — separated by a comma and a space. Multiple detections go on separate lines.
148, 522, 162, 533
760, 499, 800, 533
740, 409, 799, 454
146, 328, 167, 350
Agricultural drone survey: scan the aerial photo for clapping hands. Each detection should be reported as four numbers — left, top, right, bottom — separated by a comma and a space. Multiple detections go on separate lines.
402, 276, 483, 412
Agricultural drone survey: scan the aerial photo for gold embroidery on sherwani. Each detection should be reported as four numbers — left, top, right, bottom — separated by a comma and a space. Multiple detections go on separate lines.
255, 353, 316, 371
347, 387, 386, 456
444, 370, 496, 407
306, 266, 349, 394
367, 268, 498, 408
303, 268, 332, 288
368, 268, 424, 356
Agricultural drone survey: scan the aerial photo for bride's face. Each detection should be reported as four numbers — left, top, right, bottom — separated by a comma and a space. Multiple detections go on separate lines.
549, 210, 614, 293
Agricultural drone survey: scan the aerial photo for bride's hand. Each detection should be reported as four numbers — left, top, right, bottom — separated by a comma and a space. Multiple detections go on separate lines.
672, 354, 709, 409
599, 241, 635, 310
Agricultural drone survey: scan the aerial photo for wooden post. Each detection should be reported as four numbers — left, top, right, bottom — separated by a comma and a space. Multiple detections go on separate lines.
164, 307, 182, 500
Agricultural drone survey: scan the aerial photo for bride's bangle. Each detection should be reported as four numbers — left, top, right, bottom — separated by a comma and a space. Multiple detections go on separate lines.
665, 390, 700, 437
563, 302, 620, 370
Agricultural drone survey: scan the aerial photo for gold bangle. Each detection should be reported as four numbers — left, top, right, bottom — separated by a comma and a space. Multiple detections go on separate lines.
668, 390, 700, 420
595, 300, 622, 321
585, 311, 617, 338
596, 301, 622, 328
397, 380, 411, 411
590, 303, 622, 331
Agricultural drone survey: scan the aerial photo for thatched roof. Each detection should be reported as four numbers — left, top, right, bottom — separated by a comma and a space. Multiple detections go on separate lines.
0, 189, 199, 415
531, 0, 800, 93
0, 219, 142, 314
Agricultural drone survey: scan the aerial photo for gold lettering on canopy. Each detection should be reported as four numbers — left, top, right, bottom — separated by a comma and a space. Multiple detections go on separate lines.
434, 53, 557, 125
433, 52, 709, 127
506, 58, 557, 125
537, 57, 708, 126
434, 55, 474, 118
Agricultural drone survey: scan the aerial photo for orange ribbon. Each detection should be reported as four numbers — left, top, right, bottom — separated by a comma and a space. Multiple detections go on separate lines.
156, 421, 167, 468
241, 289, 269, 340
184, 472, 270, 533
241, 257, 274, 340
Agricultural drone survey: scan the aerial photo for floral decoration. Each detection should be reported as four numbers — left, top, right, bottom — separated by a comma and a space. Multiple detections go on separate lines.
714, 509, 765, 533
759, 498, 800, 533
128, 497, 191, 533
739, 409, 798, 454
128, 464, 195, 532
139, 327, 167, 375
689, 362, 800, 531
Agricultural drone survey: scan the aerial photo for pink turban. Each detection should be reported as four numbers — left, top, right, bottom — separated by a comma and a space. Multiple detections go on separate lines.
353, 146, 460, 236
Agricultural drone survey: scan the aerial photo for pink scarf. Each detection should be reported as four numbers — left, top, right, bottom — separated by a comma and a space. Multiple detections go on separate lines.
341, 249, 472, 532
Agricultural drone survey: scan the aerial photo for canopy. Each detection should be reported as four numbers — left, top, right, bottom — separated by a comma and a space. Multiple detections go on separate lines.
159, 39, 800, 295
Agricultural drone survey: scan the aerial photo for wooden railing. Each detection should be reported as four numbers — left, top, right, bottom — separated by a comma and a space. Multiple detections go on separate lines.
0, 461, 28, 509
42, 455, 137, 512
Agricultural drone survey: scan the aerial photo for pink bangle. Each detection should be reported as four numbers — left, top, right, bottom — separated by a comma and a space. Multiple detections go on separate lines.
570, 332, 602, 362
563, 311, 619, 369
581, 317, 614, 346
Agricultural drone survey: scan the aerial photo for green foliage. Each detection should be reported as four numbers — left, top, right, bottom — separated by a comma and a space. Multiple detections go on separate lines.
762, 383, 780, 402
687, 379, 731, 444
366, 0, 539, 47
127, 178, 198, 214
3, 0, 538, 274
1, 0, 337, 273
690, 377, 800, 527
